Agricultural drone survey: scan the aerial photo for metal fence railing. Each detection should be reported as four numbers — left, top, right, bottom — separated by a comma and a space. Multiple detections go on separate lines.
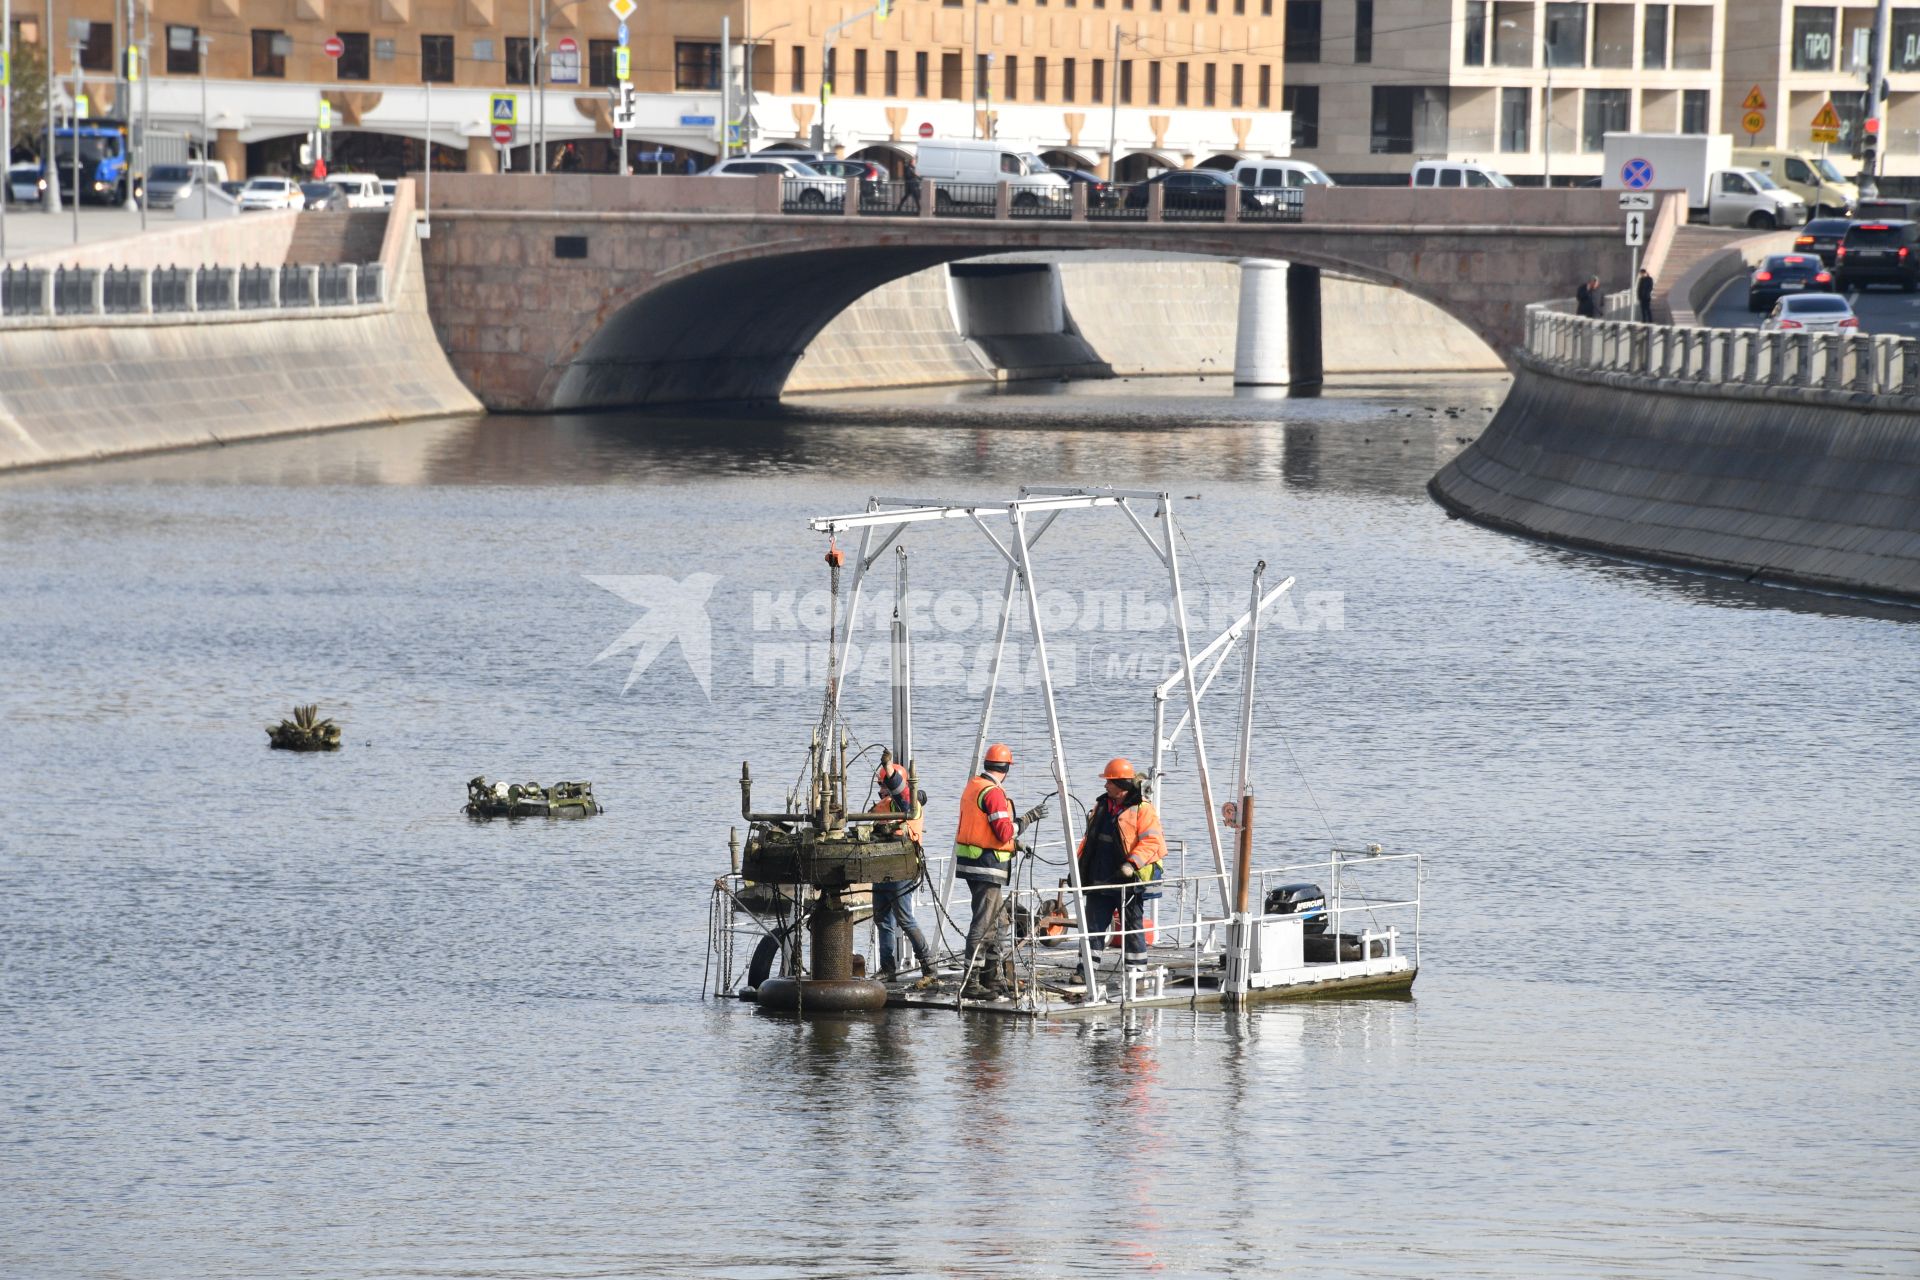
772, 176, 1309, 225
779, 177, 845, 213
1009, 184, 1072, 219
932, 182, 1000, 217
1527, 303, 1920, 398
0, 259, 387, 321
1088, 185, 1149, 221
1237, 186, 1307, 223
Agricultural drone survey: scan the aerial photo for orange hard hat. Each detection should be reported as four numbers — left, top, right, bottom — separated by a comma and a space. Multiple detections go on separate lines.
984, 743, 1013, 768
1101, 757, 1136, 781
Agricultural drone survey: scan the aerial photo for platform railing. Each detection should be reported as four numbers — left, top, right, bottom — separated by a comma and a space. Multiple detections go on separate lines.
0, 260, 386, 322
1526, 302, 1920, 397
774, 176, 1306, 224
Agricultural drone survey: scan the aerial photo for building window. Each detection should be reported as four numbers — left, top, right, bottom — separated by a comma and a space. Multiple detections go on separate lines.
1545, 2, 1586, 68
1176, 62, 1189, 106
506, 36, 530, 84
1792, 6, 1836, 71
1120, 59, 1133, 103
1463, 0, 1485, 66
1258, 63, 1271, 108
1149, 61, 1162, 104
855, 48, 868, 95
421, 34, 453, 82
1897, 11, 1920, 72
586, 39, 613, 86
1202, 62, 1216, 106
1643, 3, 1668, 68
1284, 1, 1321, 62
1064, 57, 1077, 101
1034, 56, 1048, 100
1681, 88, 1708, 134
916, 51, 929, 96
1004, 54, 1017, 99
1231, 62, 1244, 107
1500, 85, 1529, 151
1581, 88, 1628, 151
1830, 89, 1867, 156
78, 22, 113, 71
251, 28, 287, 78
976, 53, 989, 99
791, 46, 806, 94
1283, 83, 1318, 147
166, 25, 199, 74
941, 51, 961, 98
675, 41, 719, 90
337, 31, 369, 80
885, 49, 899, 94
1355, 0, 1372, 62
1092, 57, 1105, 102
1371, 85, 1447, 154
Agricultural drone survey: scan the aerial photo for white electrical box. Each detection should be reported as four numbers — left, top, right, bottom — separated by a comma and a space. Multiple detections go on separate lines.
1252, 916, 1303, 975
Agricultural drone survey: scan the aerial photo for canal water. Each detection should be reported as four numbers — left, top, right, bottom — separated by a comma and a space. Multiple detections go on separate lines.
3, 375, 1916, 1278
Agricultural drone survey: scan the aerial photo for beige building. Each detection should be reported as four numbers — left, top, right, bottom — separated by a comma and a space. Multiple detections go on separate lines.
3, 0, 1296, 177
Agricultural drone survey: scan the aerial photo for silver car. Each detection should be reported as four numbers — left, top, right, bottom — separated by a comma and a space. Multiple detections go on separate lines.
1761, 293, 1860, 333
707, 156, 846, 209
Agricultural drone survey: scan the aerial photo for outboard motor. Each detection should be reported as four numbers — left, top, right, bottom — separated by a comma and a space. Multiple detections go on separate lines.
1264, 882, 1328, 935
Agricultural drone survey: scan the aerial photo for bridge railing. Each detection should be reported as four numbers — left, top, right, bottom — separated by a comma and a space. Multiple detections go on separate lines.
0, 259, 387, 322
773, 175, 1306, 224
1526, 303, 1920, 398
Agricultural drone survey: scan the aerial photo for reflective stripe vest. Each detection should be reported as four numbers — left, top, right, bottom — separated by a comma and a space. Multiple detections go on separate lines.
953, 773, 1016, 882
1076, 795, 1167, 885
875, 762, 923, 844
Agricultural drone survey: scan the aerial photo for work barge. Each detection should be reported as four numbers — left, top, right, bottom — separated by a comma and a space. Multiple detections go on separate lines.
705, 486, 1421, 1019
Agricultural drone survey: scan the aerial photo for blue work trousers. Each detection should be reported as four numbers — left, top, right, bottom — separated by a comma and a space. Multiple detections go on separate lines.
1085, 885, 1148, 959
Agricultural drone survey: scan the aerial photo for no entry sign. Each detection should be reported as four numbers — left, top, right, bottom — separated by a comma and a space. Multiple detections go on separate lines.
492, 123, 514, 145
323, 35, 344, 58
918, 122, 934, 139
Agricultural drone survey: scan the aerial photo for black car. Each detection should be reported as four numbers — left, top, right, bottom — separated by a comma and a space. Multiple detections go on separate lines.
1747, 253, 1834, 311
1791, 217, 1851, 266
1836, 220, 1920, 291
300, 181, 347, 211
1123, 168, 1239, 211
1055, 167, 1114, 207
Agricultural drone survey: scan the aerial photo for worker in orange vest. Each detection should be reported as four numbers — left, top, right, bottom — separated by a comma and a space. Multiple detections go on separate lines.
953, 742, 1046, 999
1075, 757, 1166, 980
872, 750, 934, 982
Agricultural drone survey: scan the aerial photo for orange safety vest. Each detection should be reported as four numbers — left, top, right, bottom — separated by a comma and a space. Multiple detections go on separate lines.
874, 762, 924, 844
953, 773, 1016, 882
1076, 797, 1167, 882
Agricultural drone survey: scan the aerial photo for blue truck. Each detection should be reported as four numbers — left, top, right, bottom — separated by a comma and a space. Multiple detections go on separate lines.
43, 123, 140, 205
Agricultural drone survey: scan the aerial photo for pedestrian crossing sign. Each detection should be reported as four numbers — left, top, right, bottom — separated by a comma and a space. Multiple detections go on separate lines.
491, 93, 517, 125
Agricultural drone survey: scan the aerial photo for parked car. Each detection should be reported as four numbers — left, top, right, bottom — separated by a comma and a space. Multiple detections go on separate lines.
238, 176, 304, 211
1410, 159, 1514, 189
8, 160, 44, 203
913, 139, 1068, 208
809, 158, 885, 182
1748, 253, 1834, 311
1761, 293, 1859, 332
1054, 167, 1114, 208
1835, 220, 1920, 292
379, 181, 397, 207
1791, 217, 1852, 267
1123, 168, 1263, 212
300, 182, 348, 211
1232, 157, 1336, 189
324, 173, 387, 208
706, 156, 845, 207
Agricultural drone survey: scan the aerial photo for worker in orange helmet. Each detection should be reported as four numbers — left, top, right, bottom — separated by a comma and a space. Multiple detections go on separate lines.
953, 742, 1047, 1000
871, 749, 934, 982
1075, 757, 1166, 980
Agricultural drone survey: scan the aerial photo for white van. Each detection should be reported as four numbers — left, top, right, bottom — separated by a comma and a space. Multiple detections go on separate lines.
326, 173, 386, 209
1410, 160, 1513, 189
913, 139, 1067, 208
1232, 158, 1335, 189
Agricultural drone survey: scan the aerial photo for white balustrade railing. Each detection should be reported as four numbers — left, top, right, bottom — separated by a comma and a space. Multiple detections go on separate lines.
1523, 302, 1920, 399
0, 261, 386, 324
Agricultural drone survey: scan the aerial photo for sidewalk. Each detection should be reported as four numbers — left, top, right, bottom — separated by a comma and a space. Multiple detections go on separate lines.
0, 205, 171, 261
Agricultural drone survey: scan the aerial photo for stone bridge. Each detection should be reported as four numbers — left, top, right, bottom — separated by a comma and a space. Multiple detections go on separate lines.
420, 174, 1657, 411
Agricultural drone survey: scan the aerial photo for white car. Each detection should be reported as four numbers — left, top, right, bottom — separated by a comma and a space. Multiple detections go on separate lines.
325, 173, 387, 209
378, 181, 397, 208
237, 176, 304, 211
1761, 293, 1860, 333
707, 156, 846, 208
8, 160, 46, 203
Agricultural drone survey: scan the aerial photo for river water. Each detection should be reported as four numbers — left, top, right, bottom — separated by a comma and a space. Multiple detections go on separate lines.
2, 375, 1917, 1279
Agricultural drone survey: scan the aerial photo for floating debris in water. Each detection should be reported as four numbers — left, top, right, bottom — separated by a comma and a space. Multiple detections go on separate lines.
267, 704, 341, 752
464, 776, 601, 819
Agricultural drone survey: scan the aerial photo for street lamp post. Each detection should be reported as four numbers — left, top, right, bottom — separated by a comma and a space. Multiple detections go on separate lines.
42, 0, 60, 213
67, 40, 79, 243
531, 0, 586, 174
1105, 30, 1143, 181
742, 21, 792, 156
1500, 17, 1551, 187
196, 33, 209, 221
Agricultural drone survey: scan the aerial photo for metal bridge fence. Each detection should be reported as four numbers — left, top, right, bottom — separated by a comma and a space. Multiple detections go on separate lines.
1527, 303, 1920, 398
776, 177, 1306, 224
0, 260, 387, 322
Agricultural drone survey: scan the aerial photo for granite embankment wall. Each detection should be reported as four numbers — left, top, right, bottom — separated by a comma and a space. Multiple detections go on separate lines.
0, 184, 481, 471
1430, 356, 1920, 603
786, 260, 1502, 392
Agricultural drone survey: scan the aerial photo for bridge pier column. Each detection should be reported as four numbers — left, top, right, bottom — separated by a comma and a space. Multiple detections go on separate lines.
1234, 260, 1322, 388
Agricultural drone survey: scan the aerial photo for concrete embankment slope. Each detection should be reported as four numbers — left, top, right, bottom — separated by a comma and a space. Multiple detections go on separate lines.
1430, 359, 1920, 602
0, 184, 480, 472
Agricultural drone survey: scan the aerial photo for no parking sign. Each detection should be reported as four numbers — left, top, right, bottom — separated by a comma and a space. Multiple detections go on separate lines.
1621, 157, 1655, 189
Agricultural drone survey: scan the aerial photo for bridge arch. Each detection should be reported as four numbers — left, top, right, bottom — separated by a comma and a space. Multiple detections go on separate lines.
1115, 151, 1178, 181
1041, 148, 1098, 172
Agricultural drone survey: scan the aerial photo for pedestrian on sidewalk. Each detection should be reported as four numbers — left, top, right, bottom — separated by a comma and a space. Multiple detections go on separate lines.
1575, 275, 1603, 318
1636, 268, 1656, 323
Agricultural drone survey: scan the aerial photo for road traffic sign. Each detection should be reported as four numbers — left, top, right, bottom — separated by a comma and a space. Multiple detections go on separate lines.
615, 47, 630, 81
608, 0, 636, 19
617, 22, 629, 46
1617, 192, 1654, 211
1, 50, 10, 87
1743, 109, 1767, 135
76, 93, 89, 119
1811, 99, 1842, 144
551, 36, 580, 85
1621, 157, 1654, 189
318, 99, 332, 129
1742, 86, 1768, 112
918, 121, 934, 139
493, 123, 514, 145
1624, 211, 1646, 247
491, 93, 517, 124
323, 35, 344, 58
